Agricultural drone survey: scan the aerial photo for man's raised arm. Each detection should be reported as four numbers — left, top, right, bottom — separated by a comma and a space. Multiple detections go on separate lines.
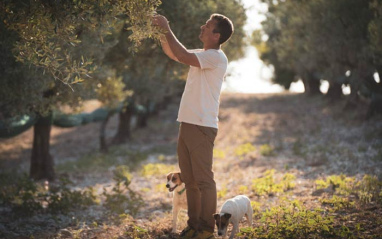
159, 35, 179, 62
153, 15, 200, 67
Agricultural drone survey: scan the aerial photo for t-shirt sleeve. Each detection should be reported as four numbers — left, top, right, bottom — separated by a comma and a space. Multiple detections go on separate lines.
194, 50, 221, 70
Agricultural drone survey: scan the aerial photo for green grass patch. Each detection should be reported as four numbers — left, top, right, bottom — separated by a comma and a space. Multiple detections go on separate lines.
292, 139, 306, 157
259, 144, 275, 156
0, 173, 98, 216
213, 148, 226, 159
140, 163, 176, 178
235, 143, 255, 159
239, 199, 335, 239
0, 165, 147, 217
238, 185, 248, 194
56, 146, 148, 173
315, 174, 355, 195
315, 174, 382, 204
356, 175, 382, 204
240, 197, 367, 239
251, 170, 296, 196
251, 200, 262, 217
320, 195, 355, 212
217, 184, 228, 199
154, 183, 167, 193
103, 165, 144, 216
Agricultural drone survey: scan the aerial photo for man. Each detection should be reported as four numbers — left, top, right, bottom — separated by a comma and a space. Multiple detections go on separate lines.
153, 13, 234, 239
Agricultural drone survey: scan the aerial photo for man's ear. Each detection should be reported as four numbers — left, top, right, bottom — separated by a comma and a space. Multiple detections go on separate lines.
213, 32, 221, 43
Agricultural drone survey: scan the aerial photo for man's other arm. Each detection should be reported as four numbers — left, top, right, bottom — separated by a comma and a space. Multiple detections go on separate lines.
154, 15, 200, 67
160, 35, 179, 62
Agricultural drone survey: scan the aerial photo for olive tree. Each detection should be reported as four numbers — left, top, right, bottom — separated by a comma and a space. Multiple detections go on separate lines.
0, 0, 161, 180
108, 0, 247, 143
256, 0, 381, 106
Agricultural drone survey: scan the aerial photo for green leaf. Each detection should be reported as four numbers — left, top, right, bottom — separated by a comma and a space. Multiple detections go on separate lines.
322, 225, 329, 231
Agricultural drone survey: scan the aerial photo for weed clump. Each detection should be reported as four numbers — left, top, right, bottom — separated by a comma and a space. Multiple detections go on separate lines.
0, 165, 147, 217
0, 173, 97, 216
235, 143, 256, 159
357, 174, 382, 204
315, 174, 382, 205
103, 165, 144, 216
239, 199, 335, 239
140, 163, 175, 177
259, 144, 275, 156
251, 170, 296, 196
217, 184, 228, 199
320, 195, 355, 212
213, 148, 226, 159
315, 174, 354, 195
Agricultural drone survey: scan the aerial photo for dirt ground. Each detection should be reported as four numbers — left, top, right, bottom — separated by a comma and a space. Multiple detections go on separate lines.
0, 92, 381, 238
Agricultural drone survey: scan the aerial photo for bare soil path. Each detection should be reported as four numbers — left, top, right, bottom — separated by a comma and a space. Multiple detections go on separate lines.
0, 92, 381, 238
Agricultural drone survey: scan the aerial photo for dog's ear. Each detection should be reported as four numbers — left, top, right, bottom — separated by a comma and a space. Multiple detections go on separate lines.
224, 213, 231, 219
166, 172, 172, 181
213, 213, 220, 220
177, 172, 183, 182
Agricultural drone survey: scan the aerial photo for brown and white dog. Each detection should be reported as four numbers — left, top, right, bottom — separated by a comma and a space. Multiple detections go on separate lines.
166, 172, 187, 233
214, 195, 253, 239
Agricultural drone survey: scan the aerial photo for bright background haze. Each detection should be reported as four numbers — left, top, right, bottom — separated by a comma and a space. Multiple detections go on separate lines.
223, 0, 304, 94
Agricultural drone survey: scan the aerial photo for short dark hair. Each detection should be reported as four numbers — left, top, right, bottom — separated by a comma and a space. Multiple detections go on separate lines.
211, 14, 234, 45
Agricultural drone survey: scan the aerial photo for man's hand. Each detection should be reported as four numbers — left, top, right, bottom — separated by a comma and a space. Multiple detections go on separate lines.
152, 14, 200, 67
152, 14, 170, 32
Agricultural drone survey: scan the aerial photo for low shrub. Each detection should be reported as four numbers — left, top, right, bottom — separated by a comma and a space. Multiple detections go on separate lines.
315, 174, 382, 205
235, 143, 255, 159
239, 199, 335, 239
320, 195, 355, 212
315, 174, 355, 195
259, 144, 275, 156
0, 173, 98, 216
140, 163, 175, 178
217, 184, 228, 199
103, 165, 144, 216
251, 170, 295, 196
356, 174, 382, 204
213, 148, 226, 159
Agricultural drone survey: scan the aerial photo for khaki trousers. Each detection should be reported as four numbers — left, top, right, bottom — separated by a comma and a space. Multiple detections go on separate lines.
177, 122, 218, 233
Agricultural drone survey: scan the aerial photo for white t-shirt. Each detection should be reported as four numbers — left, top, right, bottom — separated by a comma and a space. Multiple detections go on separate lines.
177, 49, 228, 129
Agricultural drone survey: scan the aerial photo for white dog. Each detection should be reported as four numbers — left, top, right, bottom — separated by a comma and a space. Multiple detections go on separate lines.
166, 172, 187, 233
214, 195, 253, 239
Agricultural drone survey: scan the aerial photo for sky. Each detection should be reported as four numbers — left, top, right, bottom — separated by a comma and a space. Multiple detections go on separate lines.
223, 0, 304, 94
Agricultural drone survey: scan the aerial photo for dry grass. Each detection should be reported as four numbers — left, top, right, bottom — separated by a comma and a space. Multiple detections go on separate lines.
0, 92, 381, 238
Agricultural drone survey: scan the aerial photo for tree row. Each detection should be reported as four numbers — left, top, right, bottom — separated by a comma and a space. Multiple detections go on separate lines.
0, 0, 246, 180
255, 0, 382, 117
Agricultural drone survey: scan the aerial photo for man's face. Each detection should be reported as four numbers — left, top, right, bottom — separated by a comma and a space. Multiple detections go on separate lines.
199, 18, 219, 43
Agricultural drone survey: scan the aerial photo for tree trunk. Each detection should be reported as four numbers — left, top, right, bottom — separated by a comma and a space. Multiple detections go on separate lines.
157, 95, 172, 111
302, 72, 321, 96
326, 80, 343, 100
100, 112, 112, 153
344, 79, 360, 110
137, 112, 148, 128
149, 101, 159, 116
30, 114, 55, 181
112, 104, 134, 144
366, 94, 382, 119
365, 70, 382, 119
376, 66, 382, 83
136, 100, 150, 128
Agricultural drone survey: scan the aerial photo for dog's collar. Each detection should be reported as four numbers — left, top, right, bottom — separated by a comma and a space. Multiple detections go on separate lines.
177, 187, 186, 195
